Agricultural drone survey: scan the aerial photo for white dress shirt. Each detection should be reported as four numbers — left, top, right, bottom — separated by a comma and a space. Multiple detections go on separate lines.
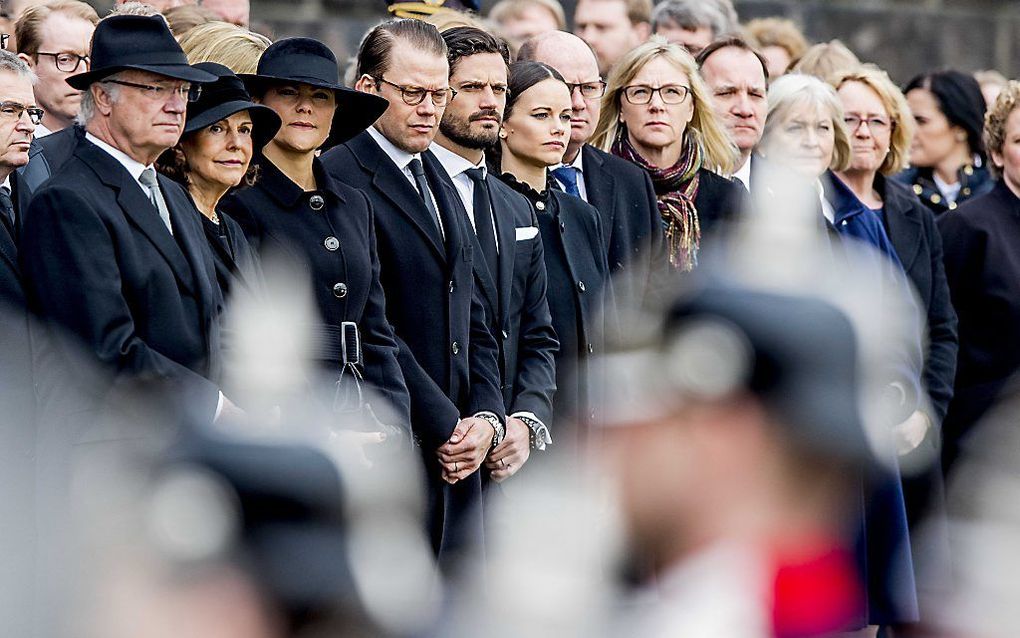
429, 142, 499, 253
34, 123, 53, 138
553, 149, 588, 201
84, 132, 173, 234
368, 126, 444, 237
732, 156, 752, 192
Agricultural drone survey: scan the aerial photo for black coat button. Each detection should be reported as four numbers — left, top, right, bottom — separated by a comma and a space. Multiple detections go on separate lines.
309, 194, 325, 210
451, 341, 460, 355
449, 280, 455, 294
587, 343, 594, 354
324, 236, 339, 251
501, 329, 509, 339
577, 280, 586, 293
559, 221, 565, 232
332, 282, 348, 298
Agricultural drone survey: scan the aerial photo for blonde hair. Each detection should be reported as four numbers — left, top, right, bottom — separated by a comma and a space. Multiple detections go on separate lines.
163, 4, 219, 38
490, 0, 566, 29
178, 21, 271, 75
15, 0, 98, 57
591, 37, 736, 173
983, 80, 1020, 177
830, 64, 915, 175
762, 73, 852, 172
744, 17, 809, 63
792, 40, 860, 82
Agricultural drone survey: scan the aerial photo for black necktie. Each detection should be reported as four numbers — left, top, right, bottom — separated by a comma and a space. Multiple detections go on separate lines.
0, 185, 15, 231
408, 158, 443, 238
464, 168, 499, 279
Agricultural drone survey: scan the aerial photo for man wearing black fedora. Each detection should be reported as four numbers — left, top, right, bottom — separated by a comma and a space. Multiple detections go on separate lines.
20, 14, 230, 425
322, 19, 506, 562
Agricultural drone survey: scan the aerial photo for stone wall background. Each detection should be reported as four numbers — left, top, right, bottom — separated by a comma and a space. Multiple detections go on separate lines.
251, 0, 1020, 84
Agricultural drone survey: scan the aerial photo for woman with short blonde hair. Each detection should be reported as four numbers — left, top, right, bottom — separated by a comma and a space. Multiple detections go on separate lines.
760, 72, 852, 175
178, 21, 271, 74
591, 37, 742, 270
831, 64, 914, 176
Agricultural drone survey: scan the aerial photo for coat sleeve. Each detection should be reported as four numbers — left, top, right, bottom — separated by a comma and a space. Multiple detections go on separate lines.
358, 194, 412, 432
508, 218, 559, 426
919, 205, 958, 425
21, 186, 219, 418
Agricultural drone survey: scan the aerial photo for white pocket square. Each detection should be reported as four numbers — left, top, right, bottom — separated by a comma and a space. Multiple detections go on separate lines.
515, 226, 539, 241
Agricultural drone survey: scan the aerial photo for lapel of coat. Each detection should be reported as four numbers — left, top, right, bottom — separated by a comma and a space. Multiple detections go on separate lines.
488, 177, 518, 322
878, 175, 923, 272
162, 176, 217, 311
581, 145, 616, 228
0, 212, 17, 273
77, 140, 197, 296
346, 132, 448, 265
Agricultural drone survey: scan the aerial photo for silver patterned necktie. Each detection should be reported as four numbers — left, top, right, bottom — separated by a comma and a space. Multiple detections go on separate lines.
139, 167, 173, 235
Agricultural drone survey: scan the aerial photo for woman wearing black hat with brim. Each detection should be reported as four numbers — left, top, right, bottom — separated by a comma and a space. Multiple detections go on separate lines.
157, 62, 281, 300
219, 38, 413, 435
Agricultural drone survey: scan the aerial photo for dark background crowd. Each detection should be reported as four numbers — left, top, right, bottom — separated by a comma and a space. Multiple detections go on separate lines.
0, 0, 1019, 637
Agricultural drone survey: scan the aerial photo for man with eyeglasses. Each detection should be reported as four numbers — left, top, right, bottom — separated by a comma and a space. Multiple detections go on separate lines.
0, 50, 42, 634
15, 0, 97, 137
19, 15, 237, 431
430, 26, 557, 484
322, 19, 506, 563
518, 30, 663, 307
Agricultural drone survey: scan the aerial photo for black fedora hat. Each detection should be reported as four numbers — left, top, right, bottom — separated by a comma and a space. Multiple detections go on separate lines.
241, 38, 388, 148
184, 63, 281, 150
67, 15, 217, 90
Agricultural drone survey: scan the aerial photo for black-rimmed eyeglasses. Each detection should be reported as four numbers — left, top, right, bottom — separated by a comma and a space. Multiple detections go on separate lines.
374, 76, 453, 107
622, 84, 690, 105
103, 79, 202, 103
565, 80, 606, 99
0, 101, 44, 126
36, 52, 90, 72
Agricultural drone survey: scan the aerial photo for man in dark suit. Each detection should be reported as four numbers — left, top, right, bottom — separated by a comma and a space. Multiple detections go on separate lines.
518, 30, 663, 307
431, 27, 557, 481
321, 19, 506, 560
19, 15, 230, 423
0, 49, 42, 637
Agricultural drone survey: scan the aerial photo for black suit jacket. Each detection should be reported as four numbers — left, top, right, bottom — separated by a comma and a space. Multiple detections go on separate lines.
35, 124, 81, 176
20, 135, 223, 421
322, 132, 504, 557
220, 157, 411, 428
433, 154, 558, 427
938, 180, 1020, 469
876, 174, 958, 425
580, 145, 663, 305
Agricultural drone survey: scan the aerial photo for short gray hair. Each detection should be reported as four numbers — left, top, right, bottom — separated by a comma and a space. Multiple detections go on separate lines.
762, 73, 852, 172
76, 71, 125, 126
0, 49, 37, 85
651, 0, 738, 38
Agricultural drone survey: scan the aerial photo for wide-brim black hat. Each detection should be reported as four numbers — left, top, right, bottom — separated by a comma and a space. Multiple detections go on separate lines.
240, 37, 388, 148
67, 15, 216, 90
184, 63, 281, 150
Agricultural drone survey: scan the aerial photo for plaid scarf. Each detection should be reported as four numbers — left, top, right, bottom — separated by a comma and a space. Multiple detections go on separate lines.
612, 130, 703, 271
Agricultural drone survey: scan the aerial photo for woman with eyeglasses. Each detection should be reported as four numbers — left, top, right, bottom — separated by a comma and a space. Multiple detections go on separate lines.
489, 60, 610, 442
219, 38, 413, 434
590, 37, 741, 271
760, 72, 924, 632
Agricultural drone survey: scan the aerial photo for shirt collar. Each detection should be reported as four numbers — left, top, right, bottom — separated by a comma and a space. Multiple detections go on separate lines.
429, 142, 485, 180
733, 156, 751, 189
556, 149, 585, 173
368, 125, 420, 172
85, 132, 152, 183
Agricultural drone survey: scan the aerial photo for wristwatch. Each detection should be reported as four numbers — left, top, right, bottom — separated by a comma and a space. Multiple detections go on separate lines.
475, 412, 505, 450
514, 414, 552, 451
